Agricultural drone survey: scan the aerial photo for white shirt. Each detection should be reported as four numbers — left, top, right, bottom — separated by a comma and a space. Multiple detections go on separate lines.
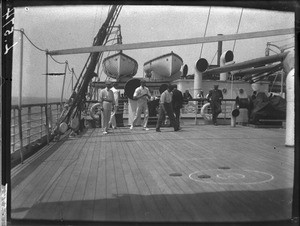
110, 87, 120, 106
160, 90, 172, 104
99, 88, 115, 105
133, 86, 151, 103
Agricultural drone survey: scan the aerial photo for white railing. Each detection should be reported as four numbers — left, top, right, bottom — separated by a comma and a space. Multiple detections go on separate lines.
10, 102, 63, 154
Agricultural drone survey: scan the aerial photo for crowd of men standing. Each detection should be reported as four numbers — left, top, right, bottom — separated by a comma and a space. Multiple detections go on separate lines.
98, 79, 222, 134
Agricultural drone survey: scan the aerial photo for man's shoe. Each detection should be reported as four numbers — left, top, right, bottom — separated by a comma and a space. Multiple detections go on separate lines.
156, 129, 161, 132
103, 131, 108, 135
143, 127, 149, 131
174, 127, 181, 131
130, 125, 133, 130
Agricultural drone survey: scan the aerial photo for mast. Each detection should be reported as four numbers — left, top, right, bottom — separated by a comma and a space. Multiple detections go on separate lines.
61, 5, 122, 125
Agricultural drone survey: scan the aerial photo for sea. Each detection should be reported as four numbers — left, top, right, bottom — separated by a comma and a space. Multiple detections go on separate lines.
11, 96, 62, 106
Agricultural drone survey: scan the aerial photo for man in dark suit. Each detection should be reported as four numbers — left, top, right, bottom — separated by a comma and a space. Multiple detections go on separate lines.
156, 84, 180, 132
171, 84, 183, 128
207, 84, 223, 125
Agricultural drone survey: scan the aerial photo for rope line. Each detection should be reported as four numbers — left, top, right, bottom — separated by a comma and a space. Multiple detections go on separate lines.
199, 7, 211, 58
14, 29, 77, 76
49, 55, 66, 65
209, 50, 218, 65
232, 8, 244, 52
15, 29, 46, 52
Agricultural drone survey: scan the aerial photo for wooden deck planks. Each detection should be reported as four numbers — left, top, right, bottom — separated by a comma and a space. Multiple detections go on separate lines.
11, 137, 76, 219
11, 122, 294, 222
93, 129, 107, 221
144, 132, 240, 221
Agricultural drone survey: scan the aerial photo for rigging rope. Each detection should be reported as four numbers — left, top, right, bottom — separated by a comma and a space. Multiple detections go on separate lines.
14, 29, 46, 52
209, 50, 218, 65
199, 7, 211, 58
49, 55, 65, 65
14, 29, 76, 72
232, 8, 244, 52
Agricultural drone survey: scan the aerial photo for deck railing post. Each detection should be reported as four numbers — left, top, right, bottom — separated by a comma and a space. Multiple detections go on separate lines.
13, 109, 16, 153
224, 100, 227, 119
57, 104, 60, 123
45, 52, 49, 144
27, 107, 31, 149
195, 100, 198, 125
231, 102, 237, 127
17, 107, 24, 163
40, 106, 43, 139
45, 105, 49, 144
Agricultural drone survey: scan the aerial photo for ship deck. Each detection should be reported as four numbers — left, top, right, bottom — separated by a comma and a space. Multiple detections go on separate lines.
11, 120, 294, 224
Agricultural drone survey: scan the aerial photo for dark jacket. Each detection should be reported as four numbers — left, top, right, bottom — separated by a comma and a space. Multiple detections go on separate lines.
208, 89, 223, 104
172, 89, 183, 109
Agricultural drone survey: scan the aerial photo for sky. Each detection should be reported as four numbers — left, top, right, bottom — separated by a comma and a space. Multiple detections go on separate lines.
11, 4, 294, 100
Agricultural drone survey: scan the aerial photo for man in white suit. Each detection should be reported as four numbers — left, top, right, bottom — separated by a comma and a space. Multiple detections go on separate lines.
99, 80, 115, 134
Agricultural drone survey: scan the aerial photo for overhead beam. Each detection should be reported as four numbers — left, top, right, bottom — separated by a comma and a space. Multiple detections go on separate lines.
48, 28, 294, 56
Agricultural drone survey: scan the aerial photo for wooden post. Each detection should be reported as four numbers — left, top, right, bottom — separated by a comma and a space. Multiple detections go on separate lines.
45, 52, 49, 144
217, 34, 223, 66
17, 108, 24, 163
27, 107, 31, 149
12, 109, 16, 153
18, 28, 24, 163
60, 61, 68, 109
71, 68, 74, 90
40, 106, 43, 139
195, 100, 198, 125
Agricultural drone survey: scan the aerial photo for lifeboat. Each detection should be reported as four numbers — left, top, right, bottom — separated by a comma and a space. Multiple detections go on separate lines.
103, 51, 138, 80
143, 51, 183, 79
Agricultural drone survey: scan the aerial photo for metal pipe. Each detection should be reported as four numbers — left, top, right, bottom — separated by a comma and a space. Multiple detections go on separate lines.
71, 68, 74, 90
18, 29, 24, 108
217, 34, 223, 66
233, 63, 282, 77
283, 51, 294, 147
18, 29, 24, 163
60, 61, 68, 107
285, 68, 294, 147
219, 50, 234, 81
193, 58, 208, 98
45, 52, 49, 144
204, 51, 288, 75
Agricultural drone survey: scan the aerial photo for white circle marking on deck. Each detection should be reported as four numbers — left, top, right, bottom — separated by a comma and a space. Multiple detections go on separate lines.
216, 173, 245, 179
188, 169, 274, 185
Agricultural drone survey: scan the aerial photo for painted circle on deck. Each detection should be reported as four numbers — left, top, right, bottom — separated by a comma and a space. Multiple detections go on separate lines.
189, 169, 274, 184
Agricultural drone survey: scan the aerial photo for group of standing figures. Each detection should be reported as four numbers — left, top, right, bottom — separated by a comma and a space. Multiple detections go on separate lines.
98, 79, 223, 135
129, 80, 182, 133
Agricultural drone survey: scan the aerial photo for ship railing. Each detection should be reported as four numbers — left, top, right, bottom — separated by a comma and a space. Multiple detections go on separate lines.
182, 99, 237, 123
110, 98, 236, 121
11, 102, 64, 165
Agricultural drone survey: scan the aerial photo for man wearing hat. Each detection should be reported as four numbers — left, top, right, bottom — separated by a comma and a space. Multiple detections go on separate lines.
207, 84, 223, 125
130, 79, 151, 130
99, 80, 115, 134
